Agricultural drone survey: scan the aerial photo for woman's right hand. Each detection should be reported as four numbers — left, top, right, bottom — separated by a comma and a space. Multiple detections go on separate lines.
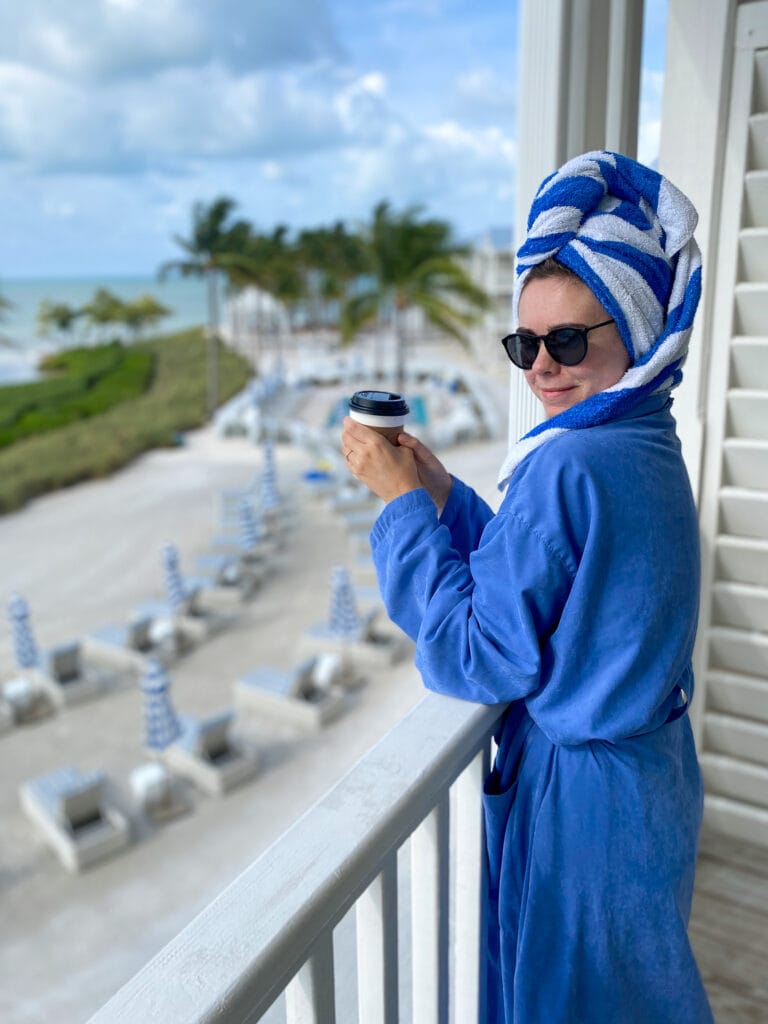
395, 432, 453, 515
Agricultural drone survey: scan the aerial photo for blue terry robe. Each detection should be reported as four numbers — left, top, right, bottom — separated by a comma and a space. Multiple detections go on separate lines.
370, 395, 714, 1023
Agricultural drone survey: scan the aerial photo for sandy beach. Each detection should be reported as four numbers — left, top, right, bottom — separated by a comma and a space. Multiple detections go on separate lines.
0, 345, 510, 1022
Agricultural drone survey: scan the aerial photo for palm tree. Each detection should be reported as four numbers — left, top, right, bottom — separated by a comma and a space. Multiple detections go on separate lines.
121, 294, 172, 338
159, 197, 260, 417
36, 300, 82, 346
297, 222, 369, 327
340, 201, 490, 390
81, 287, 126, 343
226, 225, 305, 373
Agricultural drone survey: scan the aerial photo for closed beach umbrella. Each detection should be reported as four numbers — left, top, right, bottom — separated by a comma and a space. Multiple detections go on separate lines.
328, 565, 362, 639
162, 543, 187, 614
260, 438, 280, 512
7, 593, 39, 670
239, 500, 263, 550
141, 658, 181, 752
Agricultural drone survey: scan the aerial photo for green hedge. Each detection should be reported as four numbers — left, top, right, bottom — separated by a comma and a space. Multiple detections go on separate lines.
0, 342, 154, 447
0, 329, 251, 514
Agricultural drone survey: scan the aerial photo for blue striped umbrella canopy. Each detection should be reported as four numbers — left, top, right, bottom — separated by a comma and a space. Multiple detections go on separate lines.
162, 543, 187, 614
140, 658, 182, 752
239, 500, 263, 550
260, 438, 280, 511
328, 565, 361, 639
7, 593, 40, 670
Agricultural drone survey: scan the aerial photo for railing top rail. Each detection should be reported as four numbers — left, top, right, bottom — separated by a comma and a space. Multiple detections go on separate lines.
88, 693, 506, 1024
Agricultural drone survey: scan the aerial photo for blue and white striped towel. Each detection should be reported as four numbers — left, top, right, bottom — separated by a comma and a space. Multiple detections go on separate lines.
497, 150, 702, 490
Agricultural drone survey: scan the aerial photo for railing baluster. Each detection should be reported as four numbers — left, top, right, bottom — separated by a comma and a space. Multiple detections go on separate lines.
411, 795, 450, 1024
356, 851, 399, 1023
453, 745, 490, 1023
285, 931, 336, 1024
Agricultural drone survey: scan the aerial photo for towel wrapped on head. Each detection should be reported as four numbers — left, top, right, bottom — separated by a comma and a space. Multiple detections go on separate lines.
497, 150, 702, 490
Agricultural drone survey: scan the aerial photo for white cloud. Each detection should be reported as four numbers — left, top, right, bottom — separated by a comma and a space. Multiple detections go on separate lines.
0, 58, 404, 171
333, 116, 515, 238
0, 63, 129, 172
336, 72, 394, 139
423, 121, 514, 162
454, 67, 516, 124
0, 1, 340, 85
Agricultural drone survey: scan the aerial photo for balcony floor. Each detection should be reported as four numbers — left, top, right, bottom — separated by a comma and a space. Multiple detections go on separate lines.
690, 828, 768, 1023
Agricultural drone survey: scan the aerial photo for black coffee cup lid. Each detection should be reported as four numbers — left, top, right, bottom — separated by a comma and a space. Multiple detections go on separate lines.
349, 390, 409, 416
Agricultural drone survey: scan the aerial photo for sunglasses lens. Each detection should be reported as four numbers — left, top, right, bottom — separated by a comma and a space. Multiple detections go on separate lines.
501, 334, 538, 369
547, 327, 588, 366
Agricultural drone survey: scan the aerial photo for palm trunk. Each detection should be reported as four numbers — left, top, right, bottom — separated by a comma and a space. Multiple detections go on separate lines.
393, 306, 406, 394
206, 269, 220, 418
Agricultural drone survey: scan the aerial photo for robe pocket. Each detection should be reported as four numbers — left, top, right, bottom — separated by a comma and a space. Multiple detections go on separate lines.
482, 768, 519, 891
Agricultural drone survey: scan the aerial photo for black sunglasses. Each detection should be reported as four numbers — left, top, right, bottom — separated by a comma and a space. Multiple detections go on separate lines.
500, 318, 615, 370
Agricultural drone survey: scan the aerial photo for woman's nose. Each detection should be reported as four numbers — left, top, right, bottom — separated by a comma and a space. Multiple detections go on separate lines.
528, 340, 559, 374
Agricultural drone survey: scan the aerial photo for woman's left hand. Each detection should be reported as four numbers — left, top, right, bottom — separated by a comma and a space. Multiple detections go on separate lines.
340, 417, 422, 503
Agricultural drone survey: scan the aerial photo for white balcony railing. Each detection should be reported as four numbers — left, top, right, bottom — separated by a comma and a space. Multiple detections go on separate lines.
88, 693, 507, 1024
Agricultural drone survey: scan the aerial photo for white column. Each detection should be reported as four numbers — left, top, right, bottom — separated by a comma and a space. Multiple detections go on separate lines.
606, 0, 645, 156
411, 797, 450, 1024
356, 853, 399, 1024
566, 0, 612, 157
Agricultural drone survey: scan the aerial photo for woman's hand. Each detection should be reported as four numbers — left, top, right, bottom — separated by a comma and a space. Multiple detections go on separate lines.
340, 418, 452, 514
395, 432, 453, 515
340, 417, 422, 503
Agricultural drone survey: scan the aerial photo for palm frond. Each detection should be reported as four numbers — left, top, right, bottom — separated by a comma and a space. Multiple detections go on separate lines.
339, 291, 381, 344
157, 258, 206, 281
413, 293, 476, 345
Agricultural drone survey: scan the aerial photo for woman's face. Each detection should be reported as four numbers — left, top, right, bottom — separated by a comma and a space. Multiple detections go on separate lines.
517, 275, 631, 418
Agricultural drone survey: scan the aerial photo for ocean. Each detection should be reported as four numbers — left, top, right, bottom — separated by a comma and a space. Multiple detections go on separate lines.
0, 276, 208, 383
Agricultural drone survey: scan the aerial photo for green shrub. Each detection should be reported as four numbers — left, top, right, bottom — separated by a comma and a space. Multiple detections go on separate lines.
0, 341, 153, 445
0, 329, 251, 514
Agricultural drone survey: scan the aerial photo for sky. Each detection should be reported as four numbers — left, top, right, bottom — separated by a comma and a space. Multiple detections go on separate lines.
0, 0, 667, 280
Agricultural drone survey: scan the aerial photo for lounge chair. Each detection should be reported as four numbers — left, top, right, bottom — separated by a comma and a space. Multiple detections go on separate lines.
301, 593, 403, 668
193, 552, 264, 599
234, 653, 350, 732
85, 613, 173, 671
36, 641, 131, 707
19, 765, 131, 872
132, 578, 234, 648
161, 711, 259, 796
300, 614, 402, 664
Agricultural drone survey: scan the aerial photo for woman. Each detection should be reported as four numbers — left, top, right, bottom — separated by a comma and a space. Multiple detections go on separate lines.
341, 151, 714, 1023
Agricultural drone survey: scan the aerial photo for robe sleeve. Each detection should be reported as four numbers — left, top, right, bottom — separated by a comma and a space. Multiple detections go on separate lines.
370, 488, 576, 705
437, 476, 495, 562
